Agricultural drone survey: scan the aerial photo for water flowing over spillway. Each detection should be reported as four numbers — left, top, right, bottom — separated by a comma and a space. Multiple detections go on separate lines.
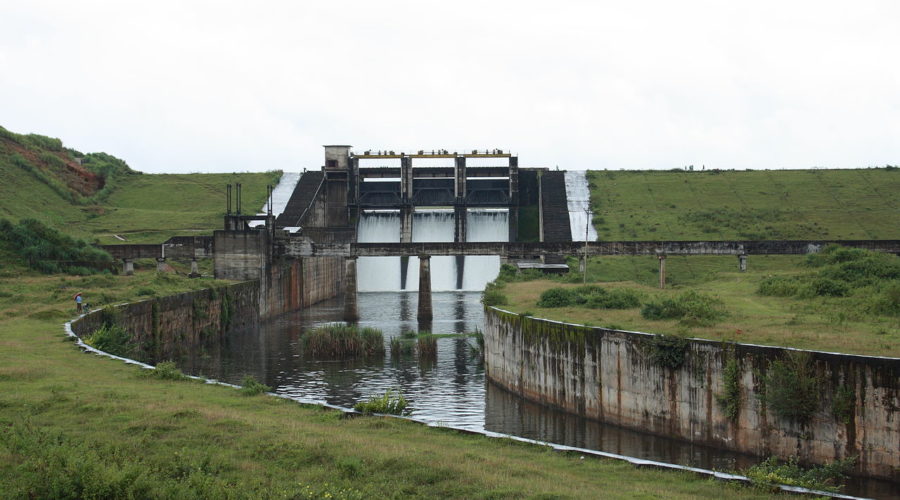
248, 172, 300, 227
565, 170, 598, 242
357, 209, 508, 292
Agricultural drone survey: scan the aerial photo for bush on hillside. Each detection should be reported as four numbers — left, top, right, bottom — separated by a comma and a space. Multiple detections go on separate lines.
0, 218, 113, 274
640, 290, 727, 326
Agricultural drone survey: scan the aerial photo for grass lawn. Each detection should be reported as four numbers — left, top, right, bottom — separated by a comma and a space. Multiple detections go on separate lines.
587, 168, 900, 241
0, 266, 795, 498
496, 255, 900, 357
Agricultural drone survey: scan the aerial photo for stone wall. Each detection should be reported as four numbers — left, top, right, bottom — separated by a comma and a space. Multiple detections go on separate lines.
71, 282, 259, 364
483, 307, 900, 480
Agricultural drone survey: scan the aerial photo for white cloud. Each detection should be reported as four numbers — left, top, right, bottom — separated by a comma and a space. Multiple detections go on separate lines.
1, 1, 898, 172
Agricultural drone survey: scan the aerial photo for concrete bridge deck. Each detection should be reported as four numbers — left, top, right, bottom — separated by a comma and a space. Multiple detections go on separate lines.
280, 239, 900, 258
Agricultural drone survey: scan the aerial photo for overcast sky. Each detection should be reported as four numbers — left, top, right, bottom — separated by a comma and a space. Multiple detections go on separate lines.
2, 1, 898, 173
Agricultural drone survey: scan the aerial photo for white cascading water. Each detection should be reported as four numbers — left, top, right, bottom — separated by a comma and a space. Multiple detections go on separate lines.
357, 209, 508, 292
463, 210, 507, 290
248, 172, 301, 227
565, 170, 598, 242
357, 212, 401, 292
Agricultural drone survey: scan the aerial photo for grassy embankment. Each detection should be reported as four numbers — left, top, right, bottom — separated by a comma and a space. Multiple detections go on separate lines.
0, 274, 797, 498
0, 125, 280, 244
493, 168, 900, 357
587, 168, 900, 241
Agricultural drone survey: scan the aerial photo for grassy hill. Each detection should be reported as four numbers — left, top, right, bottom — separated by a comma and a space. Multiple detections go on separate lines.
0, 125, 281, 244
587, 168, 900, 240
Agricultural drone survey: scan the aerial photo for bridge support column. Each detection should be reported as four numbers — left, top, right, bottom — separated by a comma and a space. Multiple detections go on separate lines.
454, 205, 467, 243
508, 156, 519, 242
123, 259, 134, 276
658, 254, 666, 289
417, 255, 432, 323
739, 254, 748, 272
189, 258, 201, 278
400, 206, 413, 243
343, 257, 359, 322
156, 257, 167, 272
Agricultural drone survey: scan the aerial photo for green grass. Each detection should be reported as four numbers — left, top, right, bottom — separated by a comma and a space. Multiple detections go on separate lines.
1, 125, 280, 244
587, 168, 900, 240
0, 268, 795, 498
498, 254, 900, 356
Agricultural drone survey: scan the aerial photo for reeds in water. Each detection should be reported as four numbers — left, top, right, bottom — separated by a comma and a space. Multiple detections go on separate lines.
416, 333, 437, 359
300, 324, 385, 358
354, 389, 408, 415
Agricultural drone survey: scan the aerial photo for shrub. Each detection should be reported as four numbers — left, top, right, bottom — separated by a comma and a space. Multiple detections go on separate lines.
716, 357, 741, 422
644, 335, 689, 370
354, 390, 408, 415
640, 291, 726, 326
745, 456, 855, 493
481, 288, 508, 307
873, 282, 900, 316
537, 287, 584, 308
389, 337, 414, 356
239, 375, 270, 396
831, 385, 855, 424
585, 288, 641, 309
84, 323, 133, 357
300, 324, 384, 358
136, 288, 156, 297
757, 275, 804, 297
761, 352, 819, 423
0, 218, 113, 274
803, 278, 849, 297
143, 361, 189, 381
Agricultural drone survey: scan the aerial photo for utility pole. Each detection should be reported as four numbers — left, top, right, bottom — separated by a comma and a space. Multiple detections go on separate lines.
583, 207, 590, 285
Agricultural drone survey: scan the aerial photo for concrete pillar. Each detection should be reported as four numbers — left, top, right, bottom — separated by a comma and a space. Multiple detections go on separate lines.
454, 155, 467, 201
156, 257, 166, 272
123, 259, 134, 276
739, 254, 748, 272
401, 155, 413, 202
400, 256, 410, 290
417, 255, 433, 322
508, 156, 519, 243
455, 255, 465, 290
189, 258, 200, 278
658, 254, 666, 289
454, 205, 467, 243
343, 257, 359, 322
400, 206, 413, 244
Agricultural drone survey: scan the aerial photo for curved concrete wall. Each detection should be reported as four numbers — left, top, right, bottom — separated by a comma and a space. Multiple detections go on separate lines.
483, 307, 899, 480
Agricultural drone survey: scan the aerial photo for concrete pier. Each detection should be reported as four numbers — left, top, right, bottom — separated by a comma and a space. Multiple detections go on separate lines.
658, 254, 666, 289
343, 257, 359, 322
400, 206, 413, 244
739, 254, 747, 272
123, 259, 134, 276
417, 255, 432, 322
189, 258, 200, 278
156, 257, 166, 272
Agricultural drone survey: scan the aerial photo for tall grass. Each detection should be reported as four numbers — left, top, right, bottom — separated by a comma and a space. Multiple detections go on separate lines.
300, 324, 385, 358
354, 390, 408, 415
0, 218, 113, 274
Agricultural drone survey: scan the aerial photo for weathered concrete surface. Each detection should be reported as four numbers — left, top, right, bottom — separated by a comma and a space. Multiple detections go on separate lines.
281, 239, 900, 258
71, 282, 259, 364
213, 230, 343, 317
483, 308, 900, 480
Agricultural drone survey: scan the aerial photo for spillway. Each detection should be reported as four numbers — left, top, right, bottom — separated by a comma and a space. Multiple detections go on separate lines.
357, 209, 508, 292
565, 170, 598, 242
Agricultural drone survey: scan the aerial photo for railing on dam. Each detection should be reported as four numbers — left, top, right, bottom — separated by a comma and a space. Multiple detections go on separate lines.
279, 239, 900, 258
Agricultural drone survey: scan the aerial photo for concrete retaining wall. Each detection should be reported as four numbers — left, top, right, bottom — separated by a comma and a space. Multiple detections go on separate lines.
71, 282, 259, 363
483, 307, 900, 480
213, 230, 343, 318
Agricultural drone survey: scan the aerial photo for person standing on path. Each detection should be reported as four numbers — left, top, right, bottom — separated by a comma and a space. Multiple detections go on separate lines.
74, 292, 83, 314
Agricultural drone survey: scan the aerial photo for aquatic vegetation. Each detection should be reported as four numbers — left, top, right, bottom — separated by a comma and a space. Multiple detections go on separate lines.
300, 324, 385, 359
239, 375, 270, 396
353, 389, 408, 415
